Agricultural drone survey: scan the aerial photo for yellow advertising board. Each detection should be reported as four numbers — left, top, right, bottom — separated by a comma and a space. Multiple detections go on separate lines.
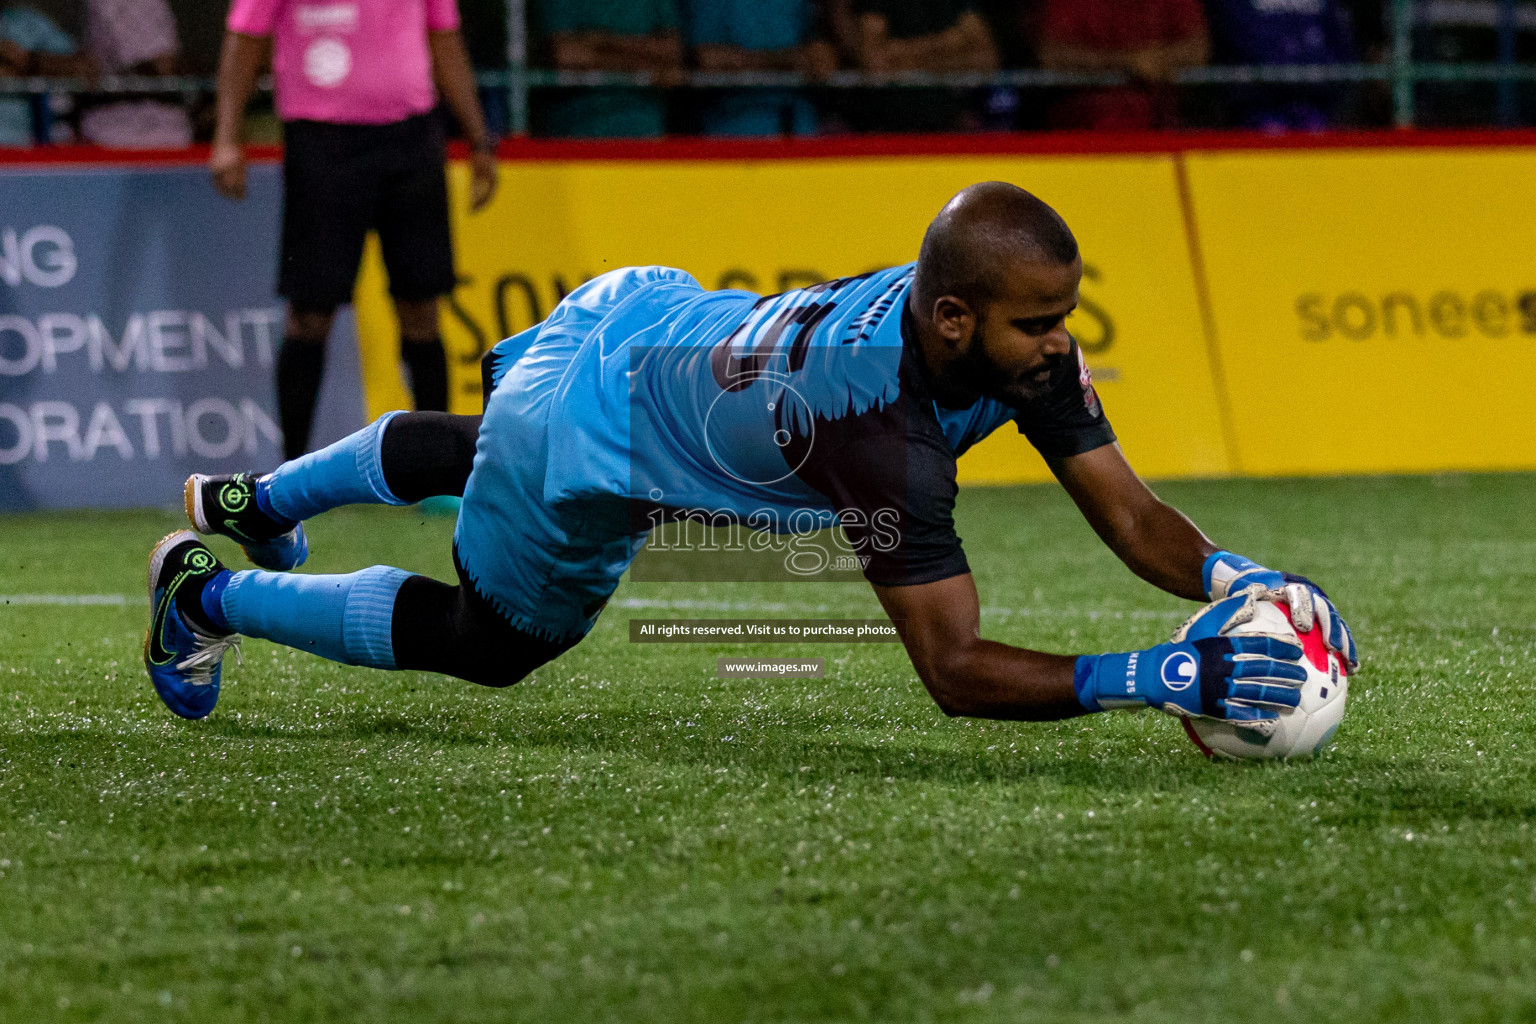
353, 154, 1229, 484
1186, 147, 1536, 476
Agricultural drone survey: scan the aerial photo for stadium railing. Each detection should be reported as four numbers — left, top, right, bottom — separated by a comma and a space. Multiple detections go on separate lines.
2, 60, 1535, 142
1, 0, 1533, 142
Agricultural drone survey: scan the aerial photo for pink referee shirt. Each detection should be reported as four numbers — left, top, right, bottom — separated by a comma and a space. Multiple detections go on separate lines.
227, 0, 461, 124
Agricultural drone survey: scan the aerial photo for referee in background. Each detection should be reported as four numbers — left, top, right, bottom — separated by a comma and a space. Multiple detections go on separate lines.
209, 0, 498, 460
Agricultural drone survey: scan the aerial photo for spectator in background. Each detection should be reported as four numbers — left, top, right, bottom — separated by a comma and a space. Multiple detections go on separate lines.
828, 0, 1000, 133
682, 0, 836, 137
211, 0, 498, 460
1206, 0, 1355, 131
1036, 0, 1208, 130
0, 4, 93, 145
79, 0, 193, 147
531, 0, 683, 138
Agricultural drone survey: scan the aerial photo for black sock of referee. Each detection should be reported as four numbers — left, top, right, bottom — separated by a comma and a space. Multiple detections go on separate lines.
401, 337, 449, 412
276, 338, 326, 461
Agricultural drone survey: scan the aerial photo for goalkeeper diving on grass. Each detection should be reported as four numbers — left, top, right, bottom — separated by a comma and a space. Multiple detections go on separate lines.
143, 182, 1358, 729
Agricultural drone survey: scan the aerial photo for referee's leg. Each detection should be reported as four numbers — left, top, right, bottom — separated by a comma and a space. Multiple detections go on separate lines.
378, 113, 457, 416
277, 304, 336, 461
277, 120, 375, 459
396, 297, 449, 414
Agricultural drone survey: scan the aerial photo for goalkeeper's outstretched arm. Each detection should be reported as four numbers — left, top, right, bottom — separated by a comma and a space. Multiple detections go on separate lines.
873, 574, 1086, 721
874, 574, 1306, 727
871, 441, 1311, 725
867, 436, 1224, 722
1047, 443, 1217, 602
1048, 442, 1359, 669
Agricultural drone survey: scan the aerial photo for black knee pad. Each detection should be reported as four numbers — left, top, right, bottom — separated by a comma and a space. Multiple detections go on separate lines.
391, 573, 573, 688
379, 412, 482, 501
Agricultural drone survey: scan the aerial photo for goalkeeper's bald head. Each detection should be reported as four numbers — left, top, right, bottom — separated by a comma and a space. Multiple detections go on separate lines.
913, 181, 1079, 315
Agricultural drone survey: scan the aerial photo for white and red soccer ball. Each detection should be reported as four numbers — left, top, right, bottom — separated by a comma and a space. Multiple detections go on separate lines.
1182, 597, 1350, 761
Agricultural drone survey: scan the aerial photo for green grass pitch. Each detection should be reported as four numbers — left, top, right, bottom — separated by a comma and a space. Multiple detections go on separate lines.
2, 473, 1535, 1022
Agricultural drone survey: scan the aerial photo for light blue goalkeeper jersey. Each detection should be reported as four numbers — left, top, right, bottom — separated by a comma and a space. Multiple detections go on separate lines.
471, 263, 1113, 591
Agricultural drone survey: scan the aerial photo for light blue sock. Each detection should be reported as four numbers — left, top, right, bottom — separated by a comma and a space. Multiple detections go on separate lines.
221, 565, 412, 669
263, 411, 410, 523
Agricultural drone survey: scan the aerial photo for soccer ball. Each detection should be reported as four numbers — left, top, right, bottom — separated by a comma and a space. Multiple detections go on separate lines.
1181, 597, 1349, 760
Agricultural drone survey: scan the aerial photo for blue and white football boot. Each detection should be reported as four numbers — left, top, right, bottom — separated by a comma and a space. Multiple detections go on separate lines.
143, 531, 241, 720
184, 472, 308, 571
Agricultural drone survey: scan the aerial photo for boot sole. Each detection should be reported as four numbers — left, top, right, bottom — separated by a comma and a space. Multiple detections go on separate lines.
184, 476, 210, 533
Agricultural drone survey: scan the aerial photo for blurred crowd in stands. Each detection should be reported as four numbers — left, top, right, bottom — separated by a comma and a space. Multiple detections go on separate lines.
0, 0, 1532, 146
528, 0, 1380, 136
0, 0, 192, 145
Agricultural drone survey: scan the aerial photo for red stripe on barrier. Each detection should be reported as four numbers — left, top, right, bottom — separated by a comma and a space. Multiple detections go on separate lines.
457, 128, 1536, 161
0, 144, 282, 166
5, 128, 1536, 168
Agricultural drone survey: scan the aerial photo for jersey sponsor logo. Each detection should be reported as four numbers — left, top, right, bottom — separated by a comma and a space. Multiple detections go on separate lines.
295, 3, 359, 32
1075, 345, 1101, 417
1161, 651, 1198, 692
303, 38, 352, 88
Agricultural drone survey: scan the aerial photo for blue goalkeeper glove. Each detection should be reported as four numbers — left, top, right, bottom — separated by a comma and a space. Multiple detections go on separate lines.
1203, 550, 1358, 670
1074, 593, 1307, 728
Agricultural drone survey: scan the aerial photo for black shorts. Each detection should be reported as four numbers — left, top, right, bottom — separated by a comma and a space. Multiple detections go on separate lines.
279, 112, 456, 310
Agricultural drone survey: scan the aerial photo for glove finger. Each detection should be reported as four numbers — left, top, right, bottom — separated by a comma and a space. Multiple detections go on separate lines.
1283, 583, 1316, 632
1280, 570, 1327, 598
1327, 613, 1348, 661
1316, 597, 1359, 669
1231, 580, 1273, 599
1219, 701, 1281, 731
1229, 658, 1309, 684
1174, 593, 1255, 643
1338, 616, 1359, 670
1310, 593, 1336, 645
1222, 569, 1258, 599
1228, 635, 1305, 661
1311, 594, 1344, 652
1231, 566, 1283, 590
1228, 680, 1303, 708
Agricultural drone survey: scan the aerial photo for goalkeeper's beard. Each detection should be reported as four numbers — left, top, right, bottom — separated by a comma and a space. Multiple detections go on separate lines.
954, 320, 1058, 408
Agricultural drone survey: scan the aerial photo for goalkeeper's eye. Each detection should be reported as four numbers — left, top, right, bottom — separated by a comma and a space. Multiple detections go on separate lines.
1013, 304, 1076, 337
1013, 314, 1065, 337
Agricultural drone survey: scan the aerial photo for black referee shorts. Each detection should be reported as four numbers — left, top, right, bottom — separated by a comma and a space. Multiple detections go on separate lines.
278, 112, 456, 311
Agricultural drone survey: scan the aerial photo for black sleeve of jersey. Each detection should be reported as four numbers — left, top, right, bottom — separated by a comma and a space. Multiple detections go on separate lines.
791, 419, 970, 588
1013, 337, 1117, 459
